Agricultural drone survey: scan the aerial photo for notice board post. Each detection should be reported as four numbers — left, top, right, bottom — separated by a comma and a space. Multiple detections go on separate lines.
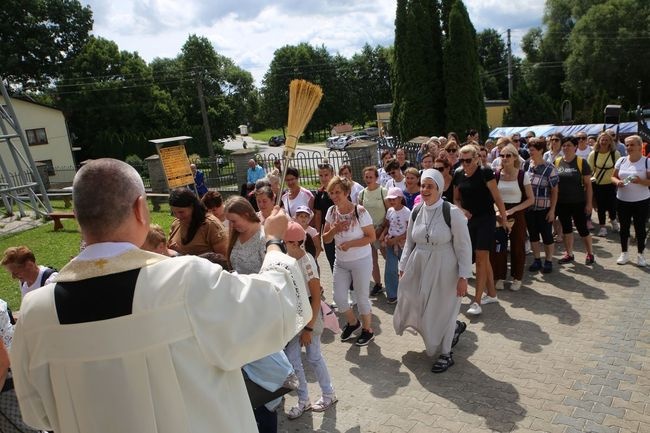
149, 136, 198, 197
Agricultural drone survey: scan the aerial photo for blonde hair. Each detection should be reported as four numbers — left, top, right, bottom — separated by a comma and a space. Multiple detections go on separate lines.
145, 224, 166, 248
499, 144, 521, 169
496, 137, 512, 148
326, 176, 352, 195
459, 144, 478, 157
595, 132, 616, 153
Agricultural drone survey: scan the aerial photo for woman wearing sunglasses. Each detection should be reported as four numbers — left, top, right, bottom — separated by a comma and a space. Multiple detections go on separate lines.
453, 145, 508, 316
611, 135, 650, 267
555, 137, 595, 265
492, 144, 534, 291
525, 138, 559, 274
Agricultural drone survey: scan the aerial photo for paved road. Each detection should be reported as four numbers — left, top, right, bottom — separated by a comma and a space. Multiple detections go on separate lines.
277, 232, 650, 432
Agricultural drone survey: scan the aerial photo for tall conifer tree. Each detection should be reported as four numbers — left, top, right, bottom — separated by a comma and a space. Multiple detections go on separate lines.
391, 0, 446, 140
443, 0, 487, 138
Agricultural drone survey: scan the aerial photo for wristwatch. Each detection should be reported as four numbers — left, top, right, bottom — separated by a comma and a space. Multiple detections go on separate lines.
265, 239, 287, 254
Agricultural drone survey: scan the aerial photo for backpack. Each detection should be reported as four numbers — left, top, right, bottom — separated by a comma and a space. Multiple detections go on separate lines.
40, 267, 57, 286
495, 169, 527, 203
592, 151, 616, 184
358, 187, 387, 210
410, 200, 451, 229
554, 156, 585, 186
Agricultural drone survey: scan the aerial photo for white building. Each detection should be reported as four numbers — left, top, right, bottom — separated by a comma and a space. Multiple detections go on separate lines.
0, 96, 76, 186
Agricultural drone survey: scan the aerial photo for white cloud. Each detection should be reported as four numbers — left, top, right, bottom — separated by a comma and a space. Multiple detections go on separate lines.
84, 0, 544, 84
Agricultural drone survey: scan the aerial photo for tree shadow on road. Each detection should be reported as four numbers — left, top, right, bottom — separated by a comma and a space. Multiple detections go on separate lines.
462, 303, 552, 353
401, 332, 526, 432
498, 285, 581, 326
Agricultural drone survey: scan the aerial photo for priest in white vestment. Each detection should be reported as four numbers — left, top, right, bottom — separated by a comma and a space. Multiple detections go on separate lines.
10, 158, 311, 433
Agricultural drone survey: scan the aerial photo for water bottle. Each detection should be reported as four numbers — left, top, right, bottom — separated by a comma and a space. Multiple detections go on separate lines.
623, 175, 638, 186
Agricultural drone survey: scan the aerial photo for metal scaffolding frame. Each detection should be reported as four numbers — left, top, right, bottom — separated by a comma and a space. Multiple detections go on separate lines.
0, 77, 52, 217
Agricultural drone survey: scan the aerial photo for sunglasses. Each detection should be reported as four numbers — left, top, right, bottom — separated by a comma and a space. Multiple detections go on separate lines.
550, 138, 560, 142
318, 163, 332, 170
500, 154, 514, 159
459, 158, 475, 164
434, 166, 446, 171
578, 137, 587, 140
446, 148, 458, 152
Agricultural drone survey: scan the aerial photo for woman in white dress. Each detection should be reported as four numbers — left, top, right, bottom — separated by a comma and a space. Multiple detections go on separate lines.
393, 169, 472, 373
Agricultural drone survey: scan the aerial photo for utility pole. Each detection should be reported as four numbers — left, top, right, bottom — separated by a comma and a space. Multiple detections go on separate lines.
196, 72, 215, 160
507, 28, 513, 100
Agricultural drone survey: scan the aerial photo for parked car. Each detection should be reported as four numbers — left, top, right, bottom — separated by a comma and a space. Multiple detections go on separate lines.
326, 135, 351, 150
349, 133, 371, 143
364, 127, 380, 137
268, 135, 286, 147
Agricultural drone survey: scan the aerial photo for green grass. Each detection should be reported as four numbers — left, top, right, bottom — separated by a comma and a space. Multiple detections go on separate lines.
250, 128, 284, 143
0, 201, 175, 311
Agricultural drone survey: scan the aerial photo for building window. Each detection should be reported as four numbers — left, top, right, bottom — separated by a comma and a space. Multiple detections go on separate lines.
37, 160, 55, 176
26, 128, 48, 146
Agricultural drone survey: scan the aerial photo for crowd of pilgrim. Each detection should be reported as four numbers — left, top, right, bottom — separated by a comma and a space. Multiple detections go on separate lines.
0, 129, 648, 433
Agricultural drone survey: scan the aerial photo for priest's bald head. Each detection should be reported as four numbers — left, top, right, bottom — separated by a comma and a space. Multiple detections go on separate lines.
73, 158, 150, 245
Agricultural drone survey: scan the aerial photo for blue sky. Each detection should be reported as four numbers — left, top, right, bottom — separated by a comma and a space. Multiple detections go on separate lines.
84, 0, 545, 85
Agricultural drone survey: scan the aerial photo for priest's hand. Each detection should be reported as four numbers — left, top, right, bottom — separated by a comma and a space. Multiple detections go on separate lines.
264, 206, 289, 241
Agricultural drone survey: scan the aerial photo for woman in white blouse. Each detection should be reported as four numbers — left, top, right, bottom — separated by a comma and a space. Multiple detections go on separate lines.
611, 135, 650, 267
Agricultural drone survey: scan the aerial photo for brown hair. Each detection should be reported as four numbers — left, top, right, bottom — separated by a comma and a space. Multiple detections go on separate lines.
363, 166, 379, 177
201, 191, 223, 209
1, 246, 36, 266
224, 196, 261, 265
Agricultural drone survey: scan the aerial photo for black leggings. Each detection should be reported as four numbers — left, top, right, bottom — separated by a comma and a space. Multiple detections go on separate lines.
617, 198, 649, 253
593, 183, 617, 224
526, 209, 554, 245
556, 202, 590, 237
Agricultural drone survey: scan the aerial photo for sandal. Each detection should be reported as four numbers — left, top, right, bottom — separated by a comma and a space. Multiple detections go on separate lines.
431, 353, 454, 373
311, 393, 338, 412
287, 400, 311, 420
452, 321, 467, 348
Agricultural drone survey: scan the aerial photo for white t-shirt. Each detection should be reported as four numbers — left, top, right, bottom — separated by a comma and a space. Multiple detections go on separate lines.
386, 207, 411, 238
497, 172, 532, 204
305, 225, 319, 239
615, 156, 650, 202
281, 188, 314, 218
576, 146, 593, 159
297, 253, 319, 285
325, 205, 373, 262
349, 181, 364, 204
385, 177, 406, 190
21, 265, 58, 298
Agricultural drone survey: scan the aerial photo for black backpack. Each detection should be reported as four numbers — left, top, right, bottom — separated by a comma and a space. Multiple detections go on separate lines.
40, 267, 57, 286
410, 200, 452, 228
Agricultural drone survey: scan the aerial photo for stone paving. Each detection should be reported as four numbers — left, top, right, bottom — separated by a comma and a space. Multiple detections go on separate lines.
278, 232, 650, 432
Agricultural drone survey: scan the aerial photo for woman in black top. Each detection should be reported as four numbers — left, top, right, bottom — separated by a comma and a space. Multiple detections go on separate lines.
453, 145, 508, 316
433, 158, 454, 202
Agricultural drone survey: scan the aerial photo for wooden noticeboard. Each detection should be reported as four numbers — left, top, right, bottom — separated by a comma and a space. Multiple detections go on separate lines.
158, 145, 194, 189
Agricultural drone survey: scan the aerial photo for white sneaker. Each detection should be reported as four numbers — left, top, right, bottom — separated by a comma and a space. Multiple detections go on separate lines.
616, 252, 629, 265
597, 227, 608, 237
637, 254, 647, 267
495, 279, 505, 290
481, 295, 499, 304
611, 219, 620, 232
467, 302, 482, 315
510, 280, 522, 291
